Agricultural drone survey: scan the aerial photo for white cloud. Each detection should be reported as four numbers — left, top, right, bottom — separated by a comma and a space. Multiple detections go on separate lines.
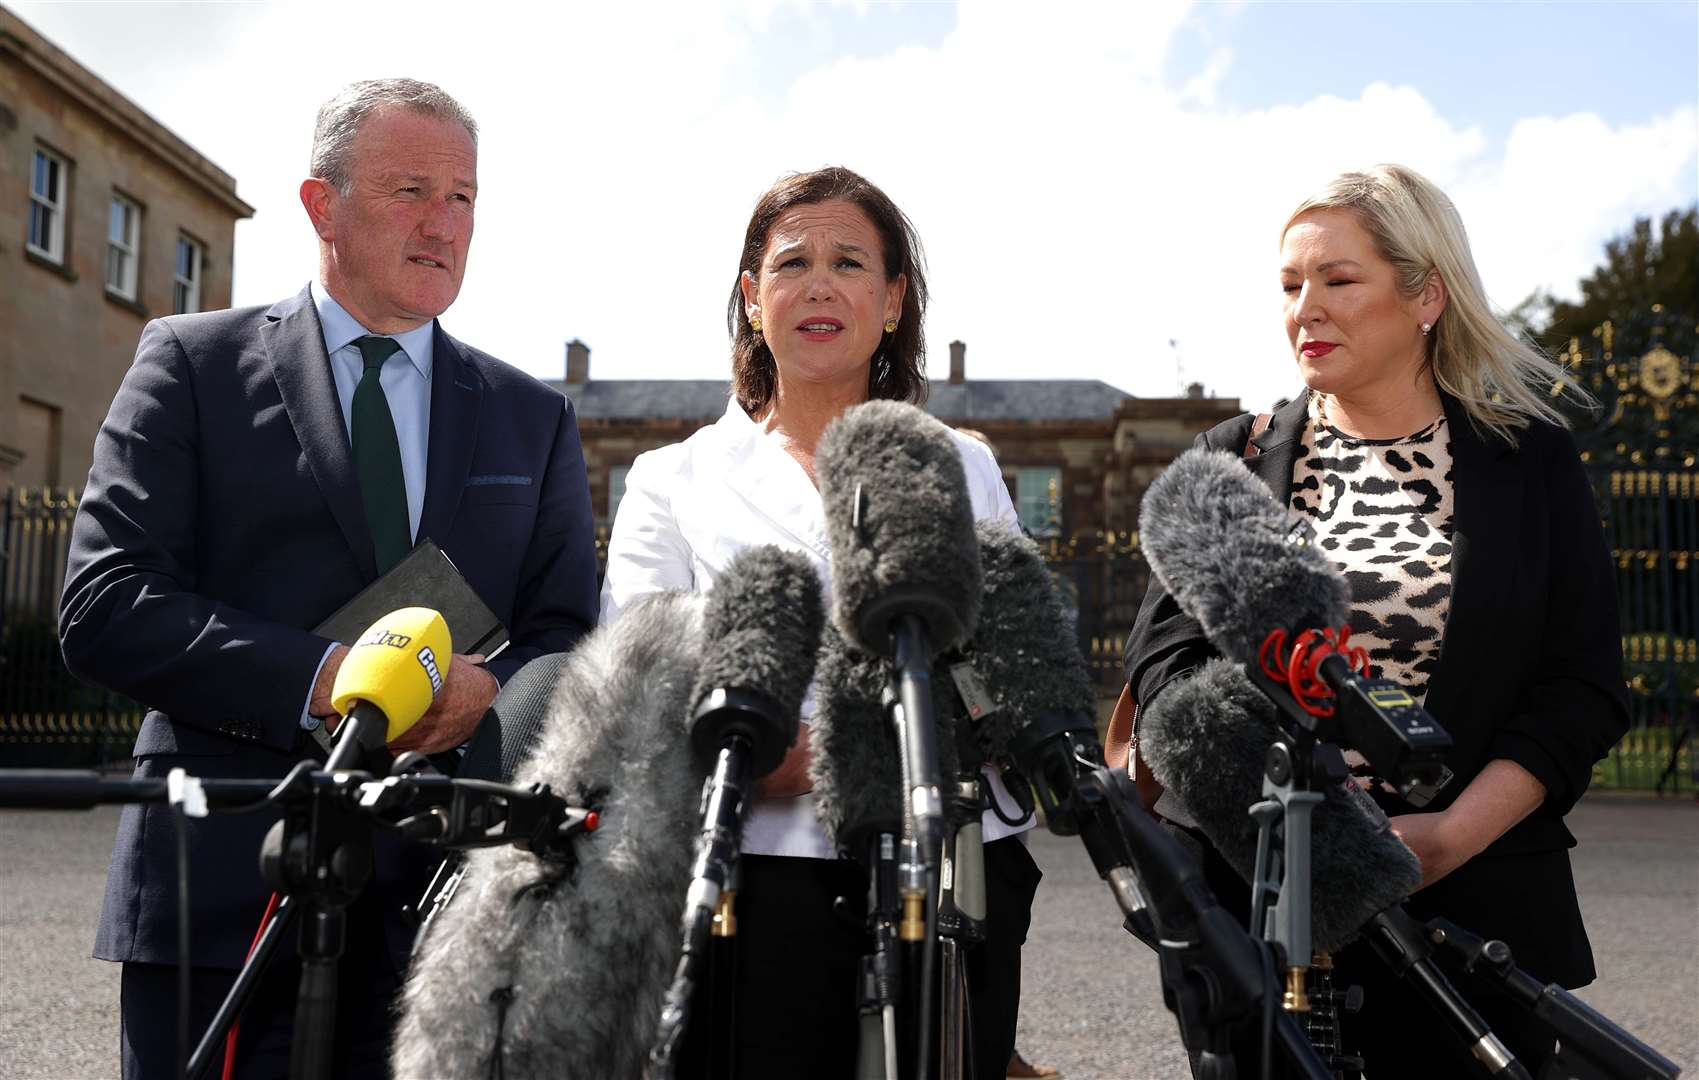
16, 1, 1695, 413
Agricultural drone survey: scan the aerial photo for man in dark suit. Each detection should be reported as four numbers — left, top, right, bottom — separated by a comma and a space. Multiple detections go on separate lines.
58, 78, 598, 1078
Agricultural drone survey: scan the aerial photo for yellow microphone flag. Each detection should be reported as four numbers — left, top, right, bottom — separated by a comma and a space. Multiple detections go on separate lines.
330, 607, 453, 742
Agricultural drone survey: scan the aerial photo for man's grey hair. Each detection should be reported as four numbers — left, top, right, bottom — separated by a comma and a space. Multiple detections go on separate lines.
309, 78, 478, 194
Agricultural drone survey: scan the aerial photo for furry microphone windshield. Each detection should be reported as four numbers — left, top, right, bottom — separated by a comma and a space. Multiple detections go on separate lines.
392, 591, 708, 1080
809, 618, 961, 857
1138, 446, 1350, 662
1139, 658, 1422, 952
689, 545, 824, 776
958, 519, 1099, 758
816, 400, 982, 658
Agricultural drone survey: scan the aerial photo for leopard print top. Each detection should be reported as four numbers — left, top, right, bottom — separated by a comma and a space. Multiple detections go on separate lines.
1289, 397, 1455, 700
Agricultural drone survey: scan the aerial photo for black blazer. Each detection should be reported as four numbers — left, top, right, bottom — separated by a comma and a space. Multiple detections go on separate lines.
61, 286, 600, 969
1124, 390, 1629, 984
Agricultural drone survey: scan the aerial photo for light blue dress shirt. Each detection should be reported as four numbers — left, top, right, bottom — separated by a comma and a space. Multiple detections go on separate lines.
301, 281, 437, 736
310, 282, 433, 540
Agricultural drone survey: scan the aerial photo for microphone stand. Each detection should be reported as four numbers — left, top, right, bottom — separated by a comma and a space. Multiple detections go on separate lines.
651, 731, 757, 1080
1001, 712, 1334, 1080
652, 682, 797, 1080
0, 762, 595, 1080
1420, 916, 1681, 1080
934, 758, 989, 1080
847, 826, 904, 1080
884, 618, 945, 1080
1243, 713, 1532, 1079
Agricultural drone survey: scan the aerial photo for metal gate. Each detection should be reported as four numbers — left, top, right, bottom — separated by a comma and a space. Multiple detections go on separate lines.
1559, 307, 1696, 793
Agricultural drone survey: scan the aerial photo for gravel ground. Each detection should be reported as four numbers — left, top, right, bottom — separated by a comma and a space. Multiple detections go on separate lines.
1, 796, 1692, 1079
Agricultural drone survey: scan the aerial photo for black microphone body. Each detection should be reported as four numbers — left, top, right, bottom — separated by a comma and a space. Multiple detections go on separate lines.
653, 546, 824, 1074
322, 700, 391, 773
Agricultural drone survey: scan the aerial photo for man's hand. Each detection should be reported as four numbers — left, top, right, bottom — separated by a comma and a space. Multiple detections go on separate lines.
309, 644, 350, 719
389, 653, 499, 755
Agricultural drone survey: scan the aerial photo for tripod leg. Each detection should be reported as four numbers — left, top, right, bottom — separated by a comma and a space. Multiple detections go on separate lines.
939, 938, 966, 1080
188, 897, 298, 1080
288, 907, 344, 1080
1363, 910, 1531, 1080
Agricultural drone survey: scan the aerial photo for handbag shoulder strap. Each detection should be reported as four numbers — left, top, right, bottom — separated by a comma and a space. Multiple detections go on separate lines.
1103, 682, 1137, 771
1244, 412, 1274, 459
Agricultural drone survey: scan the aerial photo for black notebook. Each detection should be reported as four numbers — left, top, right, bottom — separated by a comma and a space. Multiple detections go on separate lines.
313, 539, 508, 659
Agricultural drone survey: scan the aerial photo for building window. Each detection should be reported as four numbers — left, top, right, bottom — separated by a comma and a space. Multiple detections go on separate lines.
173, 235, 203, 314
106, 194, 142, 299
16, 396, 63, 488
1015, 466, 1063, 536
28, 148, 68, 262
608, 464, 630, 521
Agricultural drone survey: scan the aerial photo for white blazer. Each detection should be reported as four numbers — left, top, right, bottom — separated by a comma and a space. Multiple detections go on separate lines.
600, 396, 1035, 859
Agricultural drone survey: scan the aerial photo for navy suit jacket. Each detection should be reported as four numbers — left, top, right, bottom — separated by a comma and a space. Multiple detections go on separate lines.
61, 285, 598, 969
1124, 389, 1629, 986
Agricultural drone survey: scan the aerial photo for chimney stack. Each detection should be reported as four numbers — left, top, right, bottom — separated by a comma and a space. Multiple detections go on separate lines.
566, 339, 590, 385
1186, 381, 1204, 399
949, 340, 966, 385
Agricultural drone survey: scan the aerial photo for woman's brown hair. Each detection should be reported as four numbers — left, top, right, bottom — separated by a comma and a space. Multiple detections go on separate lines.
727, 166, 929, 416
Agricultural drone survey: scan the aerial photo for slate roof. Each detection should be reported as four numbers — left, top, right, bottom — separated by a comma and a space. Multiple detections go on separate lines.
548, 378, 1133, 423
550, 380, 733, 421
924, 380, 1132, 422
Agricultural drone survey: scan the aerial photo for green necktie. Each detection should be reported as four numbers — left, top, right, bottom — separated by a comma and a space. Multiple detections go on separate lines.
352, 335, 412, 574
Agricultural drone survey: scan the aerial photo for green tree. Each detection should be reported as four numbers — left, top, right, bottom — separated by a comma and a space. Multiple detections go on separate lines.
1535, 206, 1697, 352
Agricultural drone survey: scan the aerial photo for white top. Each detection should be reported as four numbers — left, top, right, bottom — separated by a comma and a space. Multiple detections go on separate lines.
600, 396, 1037, 859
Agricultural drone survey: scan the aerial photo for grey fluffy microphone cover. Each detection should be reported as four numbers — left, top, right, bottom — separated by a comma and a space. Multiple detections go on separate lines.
690, 545, 824, 775
1139, 446, 1350, 662
816, 400, 981, 657
393, 591, 707, 1080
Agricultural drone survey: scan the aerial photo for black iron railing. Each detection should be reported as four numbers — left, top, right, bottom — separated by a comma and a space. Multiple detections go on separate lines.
0, 487, 144, 766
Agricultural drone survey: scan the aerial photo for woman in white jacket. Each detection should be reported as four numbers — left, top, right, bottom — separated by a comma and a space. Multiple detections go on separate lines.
600, 166, 1041, 1079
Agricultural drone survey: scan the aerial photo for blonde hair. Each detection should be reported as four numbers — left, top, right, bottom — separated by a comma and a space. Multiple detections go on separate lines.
1285, 164, 1585, 445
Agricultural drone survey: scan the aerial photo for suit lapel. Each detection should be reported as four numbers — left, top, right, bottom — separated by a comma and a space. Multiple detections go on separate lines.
1420, 395, 1520, 724
1243, 392, 1311, 501
263, 285, 376, 579
417, 326, 483, 544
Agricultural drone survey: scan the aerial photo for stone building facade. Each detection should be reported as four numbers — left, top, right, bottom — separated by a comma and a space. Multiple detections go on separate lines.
551, 339, 1241, 539
0, 7, 254, 490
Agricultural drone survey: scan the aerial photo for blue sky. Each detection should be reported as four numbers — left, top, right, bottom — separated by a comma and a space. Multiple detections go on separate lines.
12, 1, 1696, 407
1171, 2, 1697, 140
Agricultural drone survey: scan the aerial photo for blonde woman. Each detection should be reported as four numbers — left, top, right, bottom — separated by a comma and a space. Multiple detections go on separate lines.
1125, 165, 1627, 1077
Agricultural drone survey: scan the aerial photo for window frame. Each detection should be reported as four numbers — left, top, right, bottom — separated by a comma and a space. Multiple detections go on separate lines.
173, 233, 204, 314
27, 147, 68, 263
106, 192, 142, 300
1015, 465, 1064, 537
607, 464, 631, 522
